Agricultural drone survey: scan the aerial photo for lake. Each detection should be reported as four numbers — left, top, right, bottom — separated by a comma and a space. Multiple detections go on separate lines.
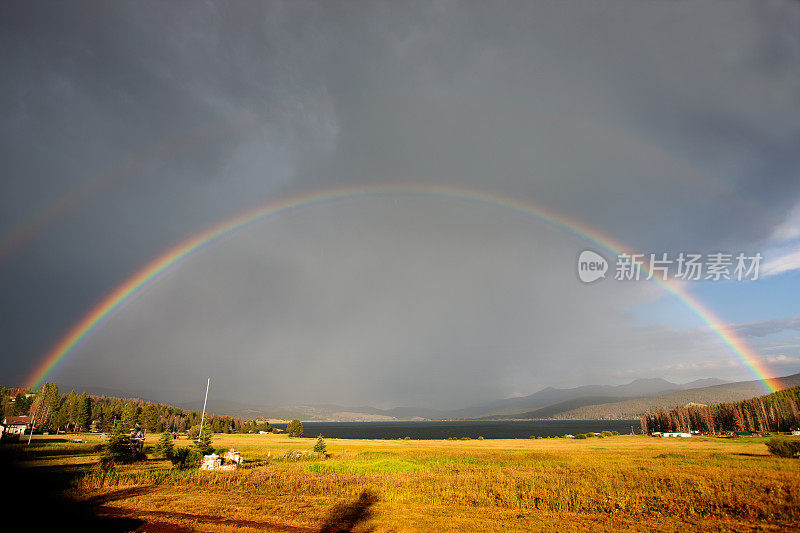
270, 420, 640, 439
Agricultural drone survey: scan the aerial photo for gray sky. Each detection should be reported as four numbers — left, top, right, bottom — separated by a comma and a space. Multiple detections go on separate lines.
2, 1, 800, 408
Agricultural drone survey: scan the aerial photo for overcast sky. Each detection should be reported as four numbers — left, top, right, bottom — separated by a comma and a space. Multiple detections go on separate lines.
2, 1, 800, 408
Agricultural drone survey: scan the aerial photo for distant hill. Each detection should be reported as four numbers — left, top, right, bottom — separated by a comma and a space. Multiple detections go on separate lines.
642, 384, 800, 434
185, 377, 737, 421
550, 373, 800, 420
76, 374, 796, 422
480, 396, 631, 420
83, 373, 800, 423
176, 401, 425, 422
445, 377, 727, 419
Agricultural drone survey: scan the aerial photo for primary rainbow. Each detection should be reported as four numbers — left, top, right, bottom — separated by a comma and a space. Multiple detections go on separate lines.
26, 184, 783, 393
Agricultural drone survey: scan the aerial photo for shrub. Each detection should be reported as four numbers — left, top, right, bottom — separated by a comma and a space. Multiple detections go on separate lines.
574, 434, 588, 440
100, 421, 142, 467
765, 438, 800, 458
284, 449, 325, 461
170, 446, 201, 469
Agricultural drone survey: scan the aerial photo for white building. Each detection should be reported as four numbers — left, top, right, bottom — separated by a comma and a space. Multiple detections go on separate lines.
1, 416, 30, 435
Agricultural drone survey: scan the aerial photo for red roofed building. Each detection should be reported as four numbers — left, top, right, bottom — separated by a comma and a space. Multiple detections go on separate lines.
1, 416, 31, 439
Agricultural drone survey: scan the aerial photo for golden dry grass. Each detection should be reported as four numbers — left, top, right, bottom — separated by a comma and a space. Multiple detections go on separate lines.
20, 433, 800, 531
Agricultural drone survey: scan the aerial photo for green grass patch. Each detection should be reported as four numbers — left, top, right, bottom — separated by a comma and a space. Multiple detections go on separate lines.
307, 458, 425, 475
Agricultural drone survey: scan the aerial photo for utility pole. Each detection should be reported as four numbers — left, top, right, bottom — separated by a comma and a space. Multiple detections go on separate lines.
27, 398, 42, 447
197, 378, 210, 443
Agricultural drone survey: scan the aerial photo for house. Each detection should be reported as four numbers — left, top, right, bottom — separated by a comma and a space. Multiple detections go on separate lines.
1, 416, 30, 442
2, 416, 30, 435
660, 432, 691, 438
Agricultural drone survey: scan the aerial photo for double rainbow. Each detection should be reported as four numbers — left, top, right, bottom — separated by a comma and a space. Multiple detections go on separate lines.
25, 184, 782, 393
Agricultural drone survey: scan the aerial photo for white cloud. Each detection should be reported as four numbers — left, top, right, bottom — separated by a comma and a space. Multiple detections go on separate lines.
761, 201, 800, 277
761, 344, 800, 351
617, 354, 800, 380
771, 202, 800, 243
762, 246, 800, 277
721, 315, 800, 337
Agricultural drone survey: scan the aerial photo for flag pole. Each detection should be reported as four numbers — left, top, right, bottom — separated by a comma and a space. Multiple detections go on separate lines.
198, 378, 210, 443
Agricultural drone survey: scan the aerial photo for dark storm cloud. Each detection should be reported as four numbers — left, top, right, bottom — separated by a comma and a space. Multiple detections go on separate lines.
2, 1, 799, 404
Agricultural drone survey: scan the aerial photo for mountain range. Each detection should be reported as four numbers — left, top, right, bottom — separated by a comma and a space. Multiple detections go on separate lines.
175, 375, 799, 421
80, 373, 800, 422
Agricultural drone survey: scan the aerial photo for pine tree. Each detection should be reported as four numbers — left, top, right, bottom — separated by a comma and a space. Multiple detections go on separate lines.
141, 404, 159, 432
154, 431, 175, 459
13, 392, 28, 416
197, 420, 214, 455
53, 402, 70, 432
76, 392, 92, 431
66, 390, 79, 430
1, 393, 12, 418
121, 400, 139, 429
313, 435, 327, 455
29, 383, 60, 431
101, 420, 132, 467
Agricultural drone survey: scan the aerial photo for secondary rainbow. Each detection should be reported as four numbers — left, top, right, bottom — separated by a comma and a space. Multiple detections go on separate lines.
26, 184, 783, 393
0, 116, 242, 263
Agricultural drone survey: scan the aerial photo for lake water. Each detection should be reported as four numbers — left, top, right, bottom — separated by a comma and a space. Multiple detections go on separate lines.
270, 420, 640, 439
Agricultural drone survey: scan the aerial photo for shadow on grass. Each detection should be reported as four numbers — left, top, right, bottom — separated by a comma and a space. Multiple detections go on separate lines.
0, 446, 144, 531
83, 485, 156, 506
318, 489, 379, 533
7, 440, 104, 458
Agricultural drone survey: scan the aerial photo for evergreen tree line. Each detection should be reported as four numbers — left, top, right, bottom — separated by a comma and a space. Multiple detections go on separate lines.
640, 385, 800, 434
0, 387, 34, 417
2, 383, 271, 435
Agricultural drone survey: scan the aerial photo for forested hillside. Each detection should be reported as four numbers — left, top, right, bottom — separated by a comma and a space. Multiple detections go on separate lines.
550, 373, 800, 420
640, 385, 800, 434
1, 383, 269, 434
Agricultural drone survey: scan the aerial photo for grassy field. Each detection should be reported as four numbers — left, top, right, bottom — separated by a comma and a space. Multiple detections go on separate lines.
8, 432, 800, 532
